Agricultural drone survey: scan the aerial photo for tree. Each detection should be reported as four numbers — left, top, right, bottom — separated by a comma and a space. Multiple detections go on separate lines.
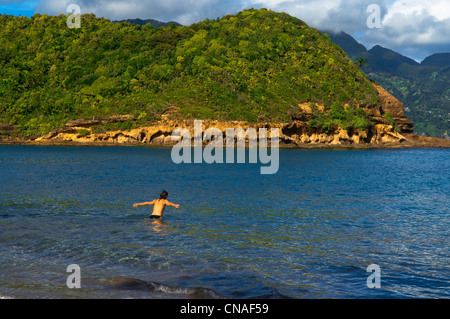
356, 57, 368, 68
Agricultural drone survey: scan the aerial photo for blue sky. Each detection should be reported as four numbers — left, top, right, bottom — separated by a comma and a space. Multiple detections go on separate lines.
0, 0, 38, 16
1, 0, 449, 62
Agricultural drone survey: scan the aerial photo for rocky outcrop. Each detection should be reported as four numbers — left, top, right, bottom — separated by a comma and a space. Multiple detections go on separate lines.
33, 118, 407, 147
0, 123, 15, 132
19, 83, 450, 148
0, 123, 24, 143
364, 83, 414, 134
279, 121, 405, 146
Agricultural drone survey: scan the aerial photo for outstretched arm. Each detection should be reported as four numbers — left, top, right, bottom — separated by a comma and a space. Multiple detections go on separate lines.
133, 200, 156, 208
166, 201, 180, 208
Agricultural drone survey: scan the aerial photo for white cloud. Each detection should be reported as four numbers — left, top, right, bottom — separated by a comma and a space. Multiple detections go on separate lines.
361, 0, 450, 59
248, 0, 387, 32
386, 0, 450, 22
35, 0, 247, 25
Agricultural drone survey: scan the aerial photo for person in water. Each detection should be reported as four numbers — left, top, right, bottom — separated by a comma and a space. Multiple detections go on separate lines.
133, 191, 179, 219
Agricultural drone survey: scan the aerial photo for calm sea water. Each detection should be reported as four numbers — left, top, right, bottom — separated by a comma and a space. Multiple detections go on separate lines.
0, 145, 448, 299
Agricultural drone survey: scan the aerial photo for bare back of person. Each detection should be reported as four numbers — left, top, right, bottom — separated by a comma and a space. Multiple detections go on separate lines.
152, 199, 167, 217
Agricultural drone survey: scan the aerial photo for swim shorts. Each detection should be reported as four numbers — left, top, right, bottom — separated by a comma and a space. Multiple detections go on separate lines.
150, 215, 161, 219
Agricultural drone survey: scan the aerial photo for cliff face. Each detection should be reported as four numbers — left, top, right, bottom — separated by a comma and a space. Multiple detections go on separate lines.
365, 83, 414, 134
33, 119, 405, 147
28, 83, 423, 148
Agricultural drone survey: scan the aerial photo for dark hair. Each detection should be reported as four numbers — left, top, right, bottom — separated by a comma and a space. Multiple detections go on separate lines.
159, 191, 168, 199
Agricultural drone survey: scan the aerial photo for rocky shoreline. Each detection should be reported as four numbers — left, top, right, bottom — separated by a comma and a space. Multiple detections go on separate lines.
1, 120, 449, 149
1, 83, 449, 149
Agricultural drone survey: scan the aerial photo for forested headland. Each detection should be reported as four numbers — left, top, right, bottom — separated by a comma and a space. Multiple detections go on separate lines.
0, 9, 379, 138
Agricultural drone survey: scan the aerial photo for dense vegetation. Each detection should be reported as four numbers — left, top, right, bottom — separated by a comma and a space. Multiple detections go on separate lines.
329, 31, 449, 138
0, 9, 379, 137
309, 102, 373, 133
368, 68, 450, 139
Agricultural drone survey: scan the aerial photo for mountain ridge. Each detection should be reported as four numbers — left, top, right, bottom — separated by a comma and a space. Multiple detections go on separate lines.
325, 30, 449, 139
114, 18, 182, 28
421, 53, 450, 67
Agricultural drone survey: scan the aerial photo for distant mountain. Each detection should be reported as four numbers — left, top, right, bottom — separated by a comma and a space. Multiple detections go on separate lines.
366, 45, 419, 74
115, 18, 182, 28
421, 53, 450, 67
325, 30, 449, 139
327, 31, 367, 59
326, 31, 420, 74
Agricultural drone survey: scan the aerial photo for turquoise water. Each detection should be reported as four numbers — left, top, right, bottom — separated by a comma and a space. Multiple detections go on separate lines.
0, 145, 448, 298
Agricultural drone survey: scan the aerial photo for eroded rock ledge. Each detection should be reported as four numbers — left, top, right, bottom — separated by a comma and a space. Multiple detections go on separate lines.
32, 118, 408, 147
3, 83, 449, 148
31, 82, 421, 147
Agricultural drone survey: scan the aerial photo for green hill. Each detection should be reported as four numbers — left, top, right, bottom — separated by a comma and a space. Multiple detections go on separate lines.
0, 9, 379, 138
